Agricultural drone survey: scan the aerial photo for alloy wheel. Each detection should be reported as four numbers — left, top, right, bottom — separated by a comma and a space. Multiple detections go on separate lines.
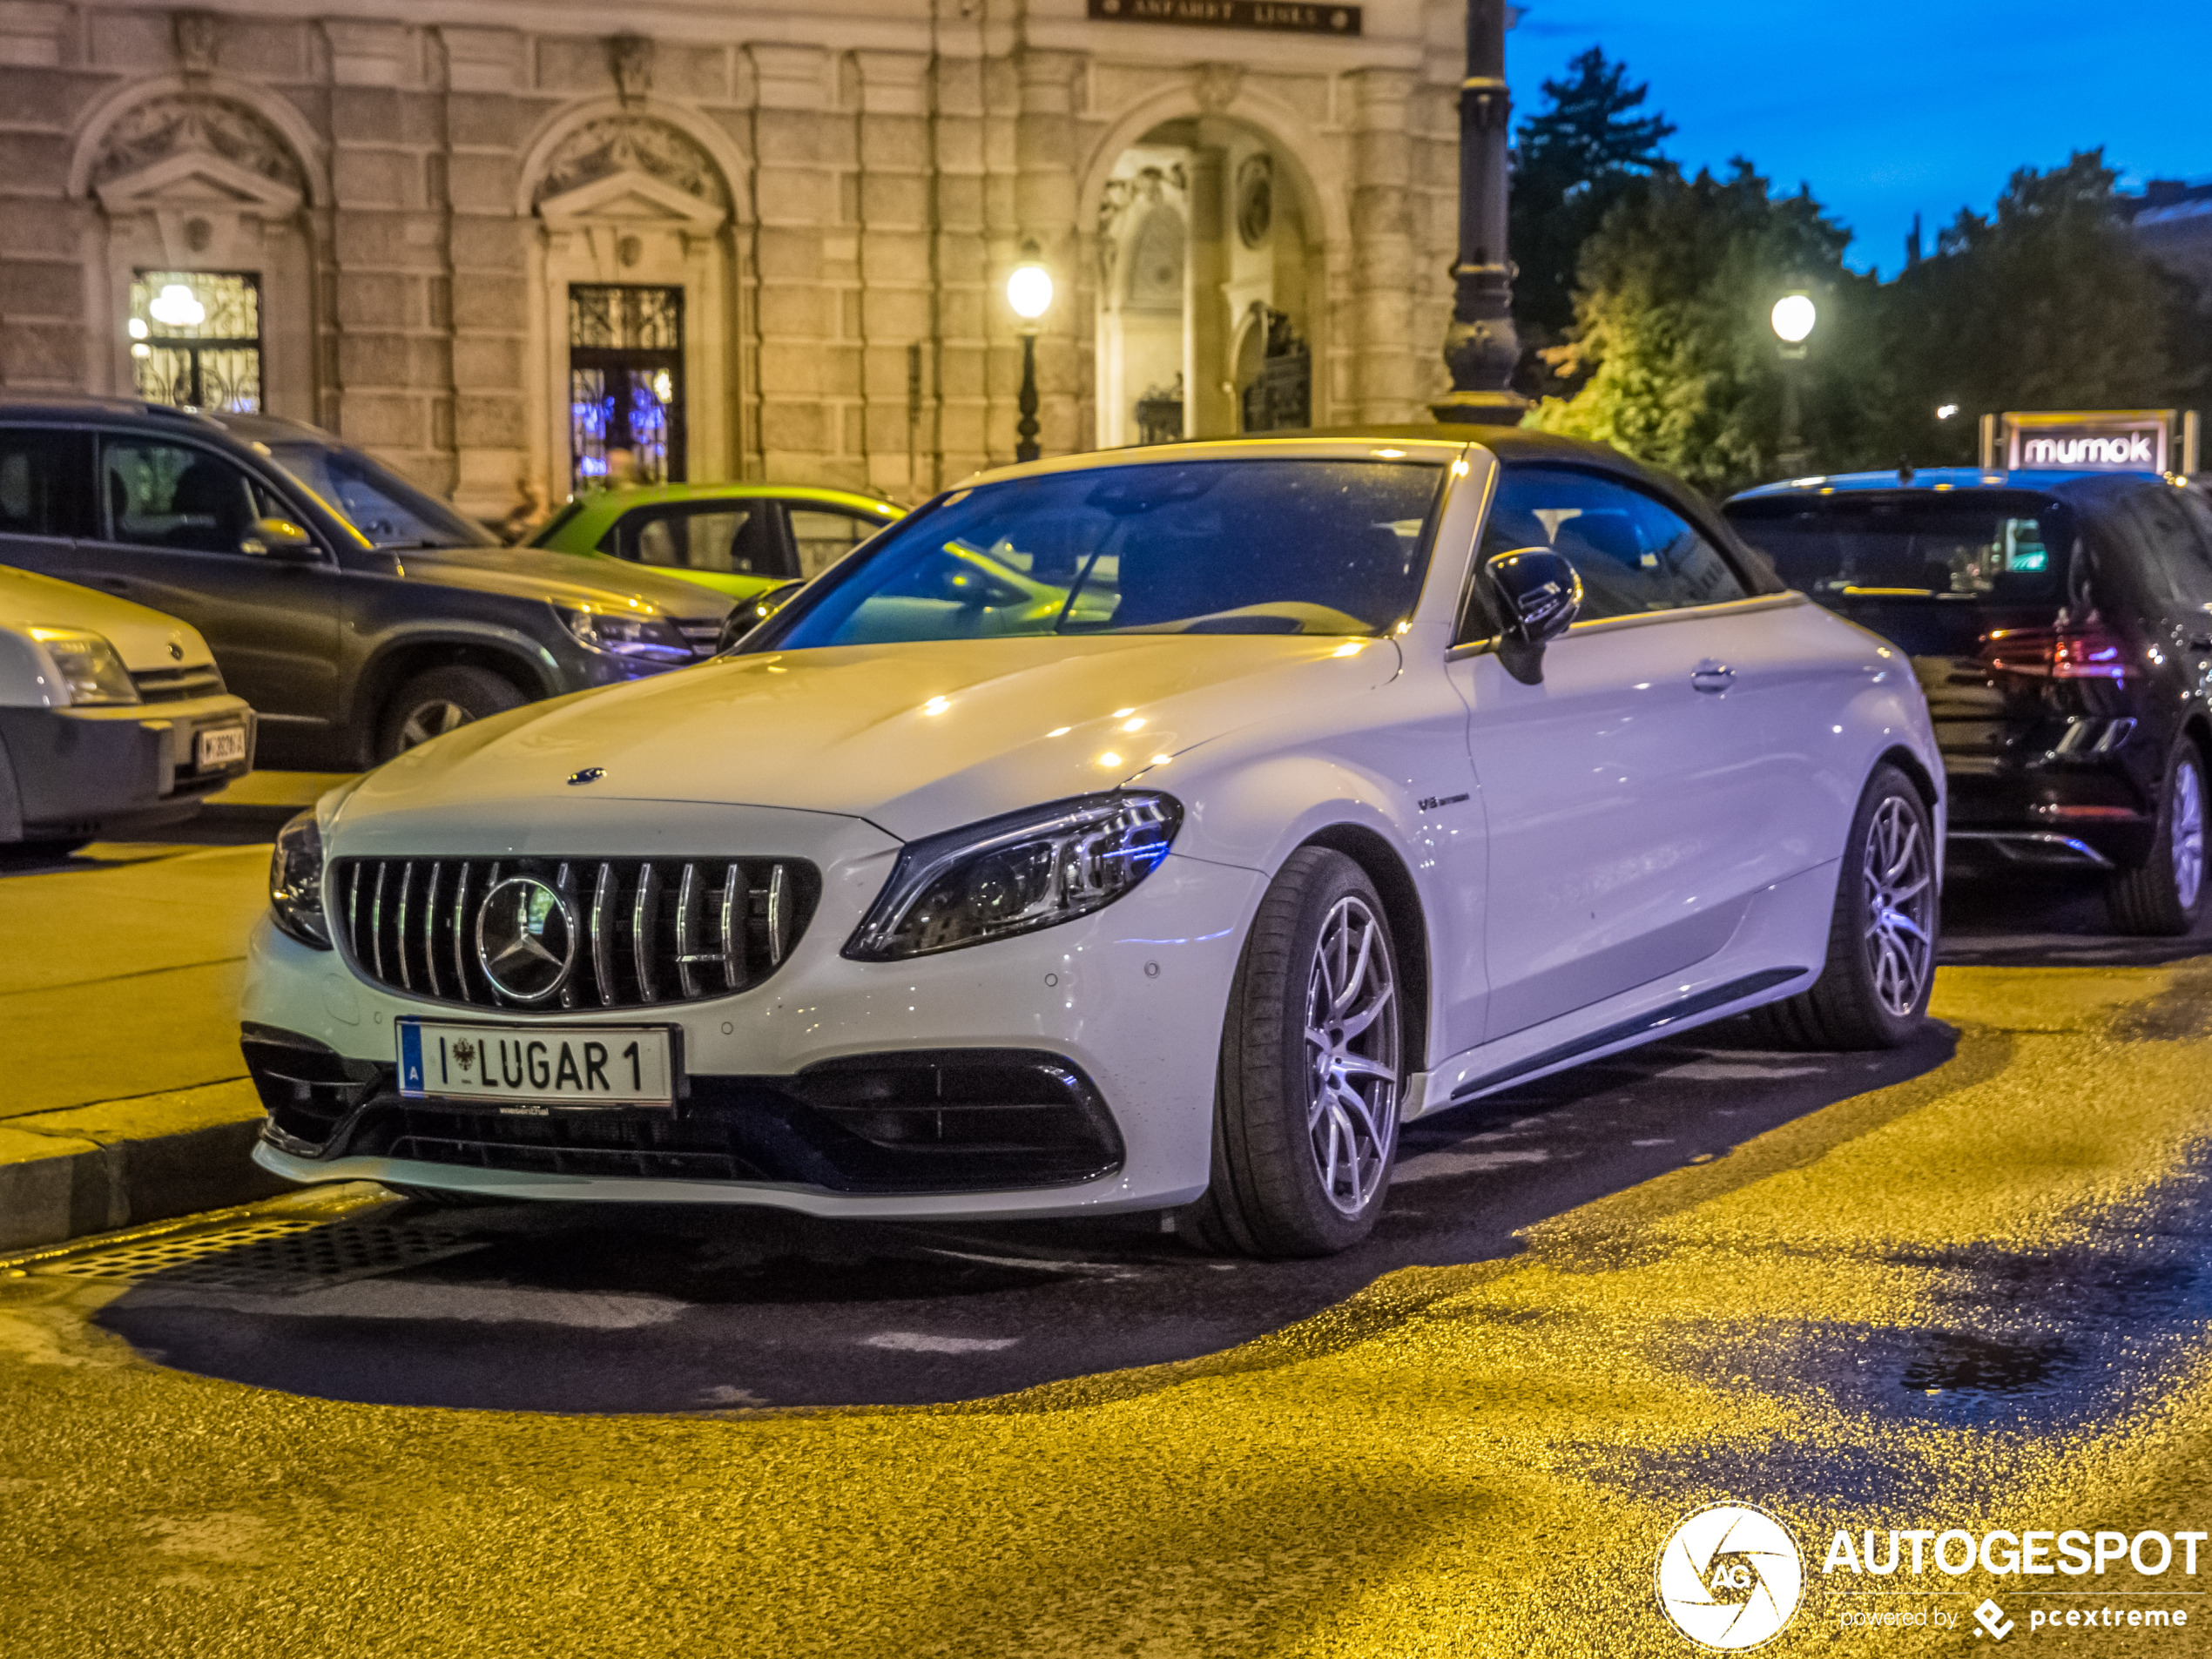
397, 699, 475, 751
2170, 757, 2205, 913
1863, 796, 1935, 1017
1302, 894, 1400, 1217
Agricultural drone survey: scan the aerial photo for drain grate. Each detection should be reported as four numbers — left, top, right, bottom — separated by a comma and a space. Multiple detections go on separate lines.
26, 1217, 487, 1293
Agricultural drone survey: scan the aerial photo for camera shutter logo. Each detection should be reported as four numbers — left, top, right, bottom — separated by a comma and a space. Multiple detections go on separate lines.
475, 877, 578, 1002
1656, 1504, 1804, 1650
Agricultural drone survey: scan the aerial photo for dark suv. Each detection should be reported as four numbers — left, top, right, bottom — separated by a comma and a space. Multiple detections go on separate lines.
1726, 467, 2212, 934
0, 399, 733, 769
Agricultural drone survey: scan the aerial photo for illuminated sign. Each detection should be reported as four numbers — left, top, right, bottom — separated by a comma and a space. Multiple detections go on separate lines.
2003, 409, 2172, 473
1087, 0, 1362, 35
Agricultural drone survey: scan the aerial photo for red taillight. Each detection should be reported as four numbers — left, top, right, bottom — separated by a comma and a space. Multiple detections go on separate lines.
1979, 624, 2129, 680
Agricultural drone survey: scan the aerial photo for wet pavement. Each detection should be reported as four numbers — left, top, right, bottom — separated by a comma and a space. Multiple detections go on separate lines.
4, 870, 2212, 1655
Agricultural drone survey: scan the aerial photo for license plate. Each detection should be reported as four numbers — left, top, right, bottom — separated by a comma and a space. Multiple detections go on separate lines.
195, 725, 247, 769
397, 1021, 675, 1106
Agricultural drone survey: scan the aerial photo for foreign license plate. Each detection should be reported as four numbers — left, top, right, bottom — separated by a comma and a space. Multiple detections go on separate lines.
397, 1021, 675, 1106
196, 725, 247, 769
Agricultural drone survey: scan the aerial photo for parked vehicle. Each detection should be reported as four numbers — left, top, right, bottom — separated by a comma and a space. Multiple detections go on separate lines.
0, 400, 735, 770
242, 428, 1942, 1256
0, 563, 253, 851
527, 481, 905, 604
1727, 468, 2212, 934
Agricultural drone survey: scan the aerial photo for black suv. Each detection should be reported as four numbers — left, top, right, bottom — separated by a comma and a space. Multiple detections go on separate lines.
0, 398, 733, 769
1726, 467, 2212, 934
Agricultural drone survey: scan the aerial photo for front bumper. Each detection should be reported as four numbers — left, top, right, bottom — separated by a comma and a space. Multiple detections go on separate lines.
0, 693, 255, 840
239, 823, 1264, 1219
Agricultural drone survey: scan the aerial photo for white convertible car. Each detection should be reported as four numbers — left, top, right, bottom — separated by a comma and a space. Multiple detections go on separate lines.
244, 429, 1943, 1257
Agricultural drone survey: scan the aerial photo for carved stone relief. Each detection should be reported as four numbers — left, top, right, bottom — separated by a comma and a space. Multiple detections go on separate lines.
534, 117, 727, 212
91, 95, 307, 197
172, 11, 218, 74
1193, 64, 1243, 116
609, 36, 653, 104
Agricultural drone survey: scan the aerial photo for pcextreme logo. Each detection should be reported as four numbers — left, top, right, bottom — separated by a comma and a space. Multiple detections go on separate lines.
1657, 1505, 1805, 1650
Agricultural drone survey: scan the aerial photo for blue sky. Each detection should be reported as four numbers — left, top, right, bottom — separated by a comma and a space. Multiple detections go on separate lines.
1507, 2, 2212, 275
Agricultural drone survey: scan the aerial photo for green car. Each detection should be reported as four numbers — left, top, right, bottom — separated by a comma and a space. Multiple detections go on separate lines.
529, 483, 907, 604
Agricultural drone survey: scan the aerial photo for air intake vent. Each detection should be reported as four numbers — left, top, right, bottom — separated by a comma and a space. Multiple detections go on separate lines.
329, 856, 819, 1012
131, 662, 226, 702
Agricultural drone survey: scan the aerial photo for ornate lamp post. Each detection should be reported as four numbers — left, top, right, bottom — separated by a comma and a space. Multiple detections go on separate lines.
1770, 288, 1817, 475
1008, 244, 1054, 463
1432, 0, 1530, 425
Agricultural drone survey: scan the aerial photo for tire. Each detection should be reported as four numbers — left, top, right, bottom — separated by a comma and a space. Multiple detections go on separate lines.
1184, 846, 1405, 1258
2, 836, 90, 860
1750, 764, 1938, 1051
2105, 738, 2207, 936
375, 664, 523, 762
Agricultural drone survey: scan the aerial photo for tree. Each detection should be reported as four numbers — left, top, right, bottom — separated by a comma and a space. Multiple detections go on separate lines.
1527, 159, 1879, 497
1873, 150, 2209, 466
1509, 48, 1676, 366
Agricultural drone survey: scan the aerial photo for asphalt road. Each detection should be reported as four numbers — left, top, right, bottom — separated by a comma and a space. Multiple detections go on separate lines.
6, 852, 2212, 1655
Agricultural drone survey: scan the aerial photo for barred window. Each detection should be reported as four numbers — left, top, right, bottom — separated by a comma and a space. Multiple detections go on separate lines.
129, 271, 262, 413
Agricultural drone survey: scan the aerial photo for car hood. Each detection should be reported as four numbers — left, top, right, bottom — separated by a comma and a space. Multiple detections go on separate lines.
339, 633, 1402, 841
0, 564, 215, 672
382, 545, 733, 621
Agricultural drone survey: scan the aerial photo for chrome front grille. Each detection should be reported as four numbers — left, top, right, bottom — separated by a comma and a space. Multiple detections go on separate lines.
330, 856, 819, 1011
132, 663, 226, 701
676, 620, 725, 658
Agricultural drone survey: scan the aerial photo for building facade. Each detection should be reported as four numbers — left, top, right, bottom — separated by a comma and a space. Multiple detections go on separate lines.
0, 0, 1470, 516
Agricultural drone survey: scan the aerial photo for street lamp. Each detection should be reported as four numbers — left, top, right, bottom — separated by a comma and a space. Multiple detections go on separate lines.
1770, 287, 1817, 475
1008, 243, 1053, 464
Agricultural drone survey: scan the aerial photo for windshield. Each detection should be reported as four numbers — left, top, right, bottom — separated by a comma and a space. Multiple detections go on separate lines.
267, 442, 498, 550
1725, 494, 2073, 608
764, 460, 1444, 650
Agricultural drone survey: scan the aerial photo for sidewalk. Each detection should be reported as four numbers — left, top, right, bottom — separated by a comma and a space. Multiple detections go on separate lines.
0, 772, 352, 1249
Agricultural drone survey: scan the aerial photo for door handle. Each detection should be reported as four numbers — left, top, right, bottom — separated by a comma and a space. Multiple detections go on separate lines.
1690, 662, 1735, 694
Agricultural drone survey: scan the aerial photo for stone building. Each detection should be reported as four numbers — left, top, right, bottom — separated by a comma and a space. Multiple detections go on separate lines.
0, 0, 1470, 518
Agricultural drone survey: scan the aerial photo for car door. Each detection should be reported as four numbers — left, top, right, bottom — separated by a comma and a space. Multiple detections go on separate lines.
1450, 463, 1792, 1042
82, 432, 341, 727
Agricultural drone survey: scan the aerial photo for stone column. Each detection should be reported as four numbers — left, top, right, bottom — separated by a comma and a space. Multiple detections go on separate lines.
927, 38, 990, 485
1182, 138, 1231, 437
853, 51, 932, 498
1014, 49, 1082, 457
436, 26, 529, 519
320, 21, 454, 491
1344, 66, 1418, 424
747, 44, 840, 482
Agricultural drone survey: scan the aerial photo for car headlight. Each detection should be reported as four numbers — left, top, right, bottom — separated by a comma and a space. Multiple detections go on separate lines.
29, 629, 138, 705
269, 809, 331, 949
556, 605, 694, 664
845, 792, 1182, 961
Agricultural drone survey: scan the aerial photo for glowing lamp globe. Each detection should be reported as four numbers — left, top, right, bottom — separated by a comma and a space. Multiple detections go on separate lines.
1007, 262, 1054, 322
148, 283, 206, 328
1770, 293, 1816, 345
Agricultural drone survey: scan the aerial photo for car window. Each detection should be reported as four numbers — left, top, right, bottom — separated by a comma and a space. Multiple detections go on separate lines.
0, 428, 91, 541
790, 507, 889, 579
610, 502, 794, 577
99, 438, 293, 556
1476, 465, 1748, 628
1728, 491, 2077, 615
2124, 488, 2212, 613
765, 460, 1443, 651
529, 499, 587, 548
266, 442, 495, 550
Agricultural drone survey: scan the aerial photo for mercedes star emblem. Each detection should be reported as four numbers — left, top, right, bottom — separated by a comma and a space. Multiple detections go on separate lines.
568, 767, 606, 786
474, 876, 578, 1001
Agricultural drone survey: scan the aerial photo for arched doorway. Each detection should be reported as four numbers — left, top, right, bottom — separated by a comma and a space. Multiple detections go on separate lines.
1096, 118, 1316, 448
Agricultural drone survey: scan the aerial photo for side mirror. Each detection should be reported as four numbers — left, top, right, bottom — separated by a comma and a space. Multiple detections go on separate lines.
1480, 547, 1581, 683
241, 517, 319, 558
719, 580, 803, 651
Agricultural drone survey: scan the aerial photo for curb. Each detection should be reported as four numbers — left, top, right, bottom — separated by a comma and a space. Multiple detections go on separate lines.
0, 1080, 290, 1251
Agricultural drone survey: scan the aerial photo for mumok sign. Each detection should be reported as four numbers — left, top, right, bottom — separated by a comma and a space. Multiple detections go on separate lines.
1994, 409, 2175, 473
